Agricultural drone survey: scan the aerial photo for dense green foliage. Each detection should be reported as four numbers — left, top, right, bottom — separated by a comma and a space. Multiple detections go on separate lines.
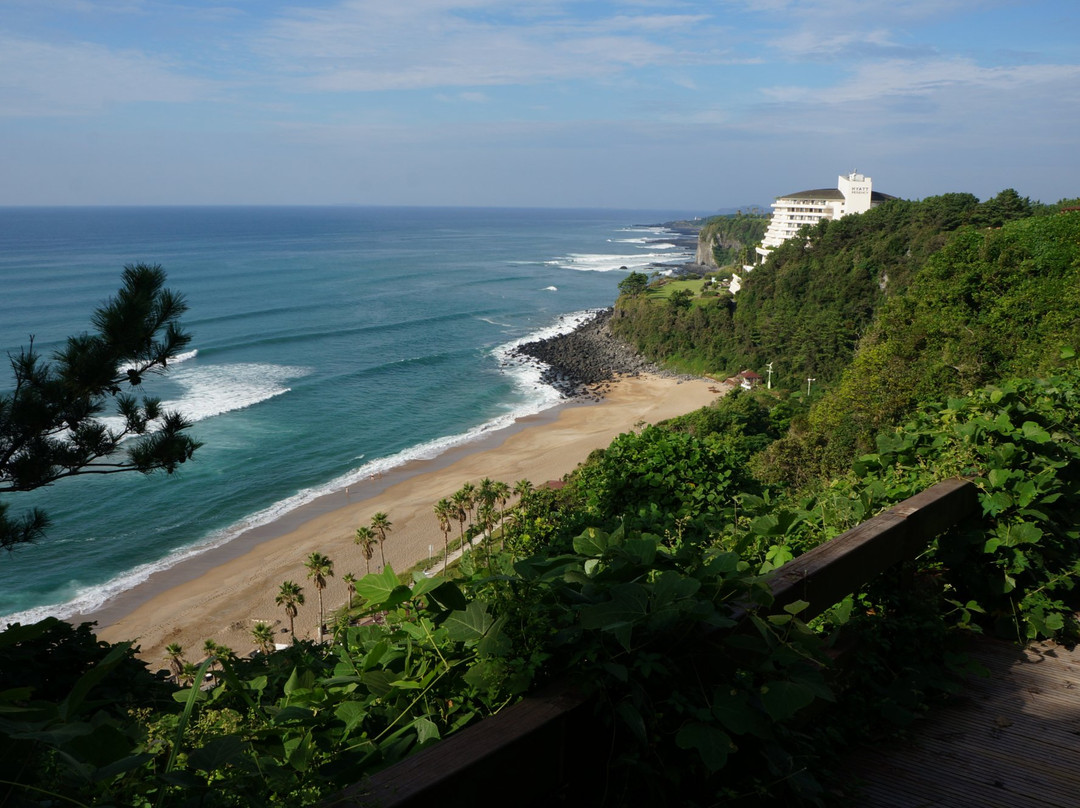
5, 192, 1080, 806
612, 191, 1061, 385
802, 211, 1080, 470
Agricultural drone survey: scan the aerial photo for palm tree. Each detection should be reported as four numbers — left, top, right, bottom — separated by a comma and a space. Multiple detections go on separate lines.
493, 480, 512, 514
275, 580, 305, 640
355, 526, 377, 574
202, 638, 222, 681
459, 482, 477, 531
370, 512, 392, 569
478, 477, 496, 508
164, 643, 185, 681
451, 488, 470, 552
476, 479, 499, 566
252, 622, 275, 655
343, 572, 358, 611
434, 498, 454, 570
513, 478, 533, 501
305, 552, 334, 642
179, 662, 201, 688
477, 499, 496, 569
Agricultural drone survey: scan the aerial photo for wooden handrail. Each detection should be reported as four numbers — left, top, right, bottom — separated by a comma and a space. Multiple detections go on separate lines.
329, 478, 980, 807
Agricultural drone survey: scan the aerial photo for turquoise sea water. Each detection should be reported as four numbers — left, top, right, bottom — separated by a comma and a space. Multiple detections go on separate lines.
0, 206, 698, 623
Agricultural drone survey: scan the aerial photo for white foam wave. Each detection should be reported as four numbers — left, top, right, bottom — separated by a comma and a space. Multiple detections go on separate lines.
551, 251, 692, 272
119, 348, 199, 374
100, 362, 311, 434
610, 238, 679, 250
616, 226, 670, 234
167, 362, 310, 423
170, 349, 199, 365
491, 308, 603, 405
477, 316, 513, 328
543, 286, 558, 291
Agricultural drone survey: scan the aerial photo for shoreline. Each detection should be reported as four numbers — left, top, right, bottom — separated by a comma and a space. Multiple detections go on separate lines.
93, 372, 723, 664
73, 400, 573, 632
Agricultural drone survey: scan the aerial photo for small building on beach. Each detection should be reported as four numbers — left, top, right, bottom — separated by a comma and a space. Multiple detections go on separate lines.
724, 370, 762, 391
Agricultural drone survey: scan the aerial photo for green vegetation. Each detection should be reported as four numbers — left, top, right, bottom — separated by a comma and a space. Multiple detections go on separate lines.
611, 191, 1069, 386
0, 265, 200, 551
698, 210, 769, 267
5, 194, 1080, 805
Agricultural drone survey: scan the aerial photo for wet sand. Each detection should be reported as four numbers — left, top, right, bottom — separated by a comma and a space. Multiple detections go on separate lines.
93, 373, 722, 666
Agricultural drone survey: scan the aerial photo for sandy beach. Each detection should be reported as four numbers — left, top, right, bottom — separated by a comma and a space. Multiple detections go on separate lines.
94, 373, 722, 666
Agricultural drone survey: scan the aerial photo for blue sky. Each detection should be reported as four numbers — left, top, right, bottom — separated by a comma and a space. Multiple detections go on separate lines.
2, 0, 1077, 209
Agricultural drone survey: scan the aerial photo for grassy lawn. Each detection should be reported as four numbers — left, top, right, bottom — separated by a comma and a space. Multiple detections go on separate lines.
647, 278, 705, 300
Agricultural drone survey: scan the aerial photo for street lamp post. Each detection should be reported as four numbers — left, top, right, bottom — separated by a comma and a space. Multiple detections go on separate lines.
806, 377, 816, 396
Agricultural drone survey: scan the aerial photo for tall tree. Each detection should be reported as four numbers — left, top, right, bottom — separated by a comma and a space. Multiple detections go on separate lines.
343, 572, 358, 611
164, 642, 185, 681
370, 512, 392, 569
492, 480, 511, 516
458, 482, 477, 531
0, 264, 201, 551
304, 552, 334, 642
618, 271, 650, 297
434, 498, 454, 571
451, 488, 470, 551
354, 526, 377, 574
513, 478, 534, 501
275, 580, 305, 640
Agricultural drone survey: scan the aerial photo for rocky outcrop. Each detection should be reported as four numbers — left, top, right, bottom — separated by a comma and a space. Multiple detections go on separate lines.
696, 232, 719, 267
509, 309, 691, 399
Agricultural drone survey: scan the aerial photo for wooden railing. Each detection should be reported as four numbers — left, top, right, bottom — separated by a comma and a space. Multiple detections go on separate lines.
327, 478, 980, 808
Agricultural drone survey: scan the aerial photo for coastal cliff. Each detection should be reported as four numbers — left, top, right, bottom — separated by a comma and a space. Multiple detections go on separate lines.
695, 233, 720, 267
695, 212, 769, 268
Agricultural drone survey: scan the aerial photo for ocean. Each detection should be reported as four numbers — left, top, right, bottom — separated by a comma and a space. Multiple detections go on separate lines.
0, 206, 699, 624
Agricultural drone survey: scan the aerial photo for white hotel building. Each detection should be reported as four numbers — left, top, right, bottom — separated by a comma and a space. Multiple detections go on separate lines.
753, 172, 895, 263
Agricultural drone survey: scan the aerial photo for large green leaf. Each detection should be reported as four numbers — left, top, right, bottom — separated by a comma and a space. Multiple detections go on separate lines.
335, 701, 367, 735
444, 601, 495, 642
187, 734, 246, 772
408, 574, 444, 601
414, 716, 441, 745
675, 721, 732, 772
1021, 420, 1052, 444
354, 566, 400, 606
652, 571, 701, 609
711, 688, 760, 737
284, 730, 315, 771
573, 528, 611, 557
579, 583, 650, 651
423, 580, 467, 612
760, 681, 816, 722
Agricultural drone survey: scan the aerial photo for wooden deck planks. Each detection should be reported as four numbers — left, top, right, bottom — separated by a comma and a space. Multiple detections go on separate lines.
842, 636, 1080, 807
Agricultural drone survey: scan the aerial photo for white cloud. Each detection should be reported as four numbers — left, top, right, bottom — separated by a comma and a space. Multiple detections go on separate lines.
764, 58, 1080, 105
0, 36, 209, 117
254, 1, 723, 92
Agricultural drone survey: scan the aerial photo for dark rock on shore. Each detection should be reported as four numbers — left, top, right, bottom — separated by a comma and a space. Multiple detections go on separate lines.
508, 308, 692, 400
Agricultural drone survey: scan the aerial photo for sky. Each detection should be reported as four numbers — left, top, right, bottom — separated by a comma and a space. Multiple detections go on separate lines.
1, 0, 1077, 209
